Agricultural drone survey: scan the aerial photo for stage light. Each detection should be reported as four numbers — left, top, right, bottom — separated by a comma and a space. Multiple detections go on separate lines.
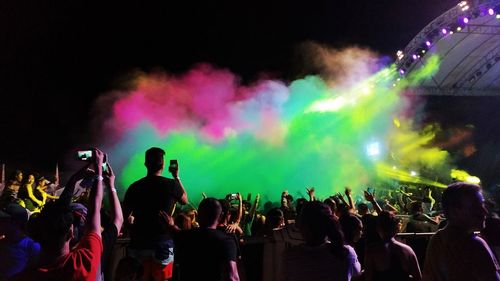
399, 69, 405, 75
442, 28, 448, 34
457, 26, 462, 31
449, 31, 454, 35
396, 50, 404, 60
366, 142, 380, 157
392, 166, 397, 170
463, 17, 469, 23
488, 8, 495, 15
425, 41, 431, 47
412, 54, 418, 60
496, 14, 500, 19
410, 170, 417, 177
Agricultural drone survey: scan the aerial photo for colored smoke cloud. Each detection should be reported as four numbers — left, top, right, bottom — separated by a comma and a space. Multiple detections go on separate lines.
92, 46, 454, 204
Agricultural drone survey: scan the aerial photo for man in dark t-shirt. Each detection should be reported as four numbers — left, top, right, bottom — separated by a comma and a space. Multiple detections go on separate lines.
124, 147, 188, 281
174, 198, 239, 281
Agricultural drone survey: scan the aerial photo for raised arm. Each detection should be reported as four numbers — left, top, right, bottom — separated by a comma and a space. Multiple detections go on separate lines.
306, 187, 316, 202
249, 193, 260, 221
235, 193, 243, 224
104, 162, 124, 233
85, 148, 105, 236
345, 187, 355, 210
364, 189, 382, 215
384, 199, 399, 214
169, 161, 188, 205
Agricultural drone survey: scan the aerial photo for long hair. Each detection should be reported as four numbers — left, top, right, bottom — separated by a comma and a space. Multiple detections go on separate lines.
299, 201, 348, 258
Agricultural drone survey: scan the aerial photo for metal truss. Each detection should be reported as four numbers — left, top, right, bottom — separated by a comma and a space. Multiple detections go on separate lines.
410, 86, 500, 96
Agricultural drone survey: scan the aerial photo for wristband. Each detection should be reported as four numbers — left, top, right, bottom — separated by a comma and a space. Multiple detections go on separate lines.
110, 187, 117, 193
96, 175, 104, 182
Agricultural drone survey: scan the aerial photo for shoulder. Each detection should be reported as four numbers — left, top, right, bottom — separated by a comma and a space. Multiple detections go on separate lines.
468, 235, 497, 257
394, 240, 415, 253
75, 231, 103, 254
344, 245, 357, 256
125, 180, 141, 194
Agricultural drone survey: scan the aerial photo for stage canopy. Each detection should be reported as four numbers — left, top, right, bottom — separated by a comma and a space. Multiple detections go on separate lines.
396, 0, 500, 95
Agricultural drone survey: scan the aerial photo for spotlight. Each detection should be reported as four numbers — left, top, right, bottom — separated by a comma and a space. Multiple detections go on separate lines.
410, 171, 417, 177
366, 142, 380, 157
396, 50, 404, 60
412, 54, 418, 60
488, 8, 495, 15
399, 69, 405, 75
425, 41, 432, 47
463, 17, 469, 23
457, 26, 462, 31
442, 28, 448, 34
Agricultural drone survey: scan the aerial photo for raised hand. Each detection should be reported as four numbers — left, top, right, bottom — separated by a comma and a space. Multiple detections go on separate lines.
364, 189, 376, 202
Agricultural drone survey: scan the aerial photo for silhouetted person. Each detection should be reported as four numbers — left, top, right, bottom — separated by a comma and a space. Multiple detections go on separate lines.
174, 198, 240, 281
423, 182, 500, 281
124, 147, 188, 281
364, 211, 421, 281
282, 201, 361, 281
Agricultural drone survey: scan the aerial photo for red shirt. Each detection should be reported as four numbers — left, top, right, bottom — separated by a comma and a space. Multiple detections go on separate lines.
10, 231, 103, 281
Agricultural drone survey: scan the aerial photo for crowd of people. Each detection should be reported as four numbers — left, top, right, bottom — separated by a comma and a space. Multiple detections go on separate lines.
0, 146, 499, 281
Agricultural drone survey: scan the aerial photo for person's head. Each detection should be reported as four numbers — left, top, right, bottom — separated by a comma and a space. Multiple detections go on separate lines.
336, 203, 351, 218
295, 198, 307, 217
265, 208, 284, 231
339, 213, 363, 245
35, 176, 48, 189
442, 182, 487, 231
69, 203, 88, 247
23, 174, 35, 185
298, 201, 345, 249
198, 198, 222, 228
410, 201, 424, 215
144, 147, 165, 173
115, 257, 144, 281
376, 211, 401, 241
174, 213, 192, 230
324, 198, 337, 215
8, 170, 23, 184
184, 208, 198, 225
357, 203, 369, 216
29, 201, 74, 250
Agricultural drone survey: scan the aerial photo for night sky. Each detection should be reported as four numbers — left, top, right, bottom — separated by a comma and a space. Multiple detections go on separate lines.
2, 0, 500, 187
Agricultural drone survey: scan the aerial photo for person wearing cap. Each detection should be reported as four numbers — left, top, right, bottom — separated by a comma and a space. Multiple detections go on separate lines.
124, 147, 188, 281
0, 203, 41, 281
9, 148, 107, 281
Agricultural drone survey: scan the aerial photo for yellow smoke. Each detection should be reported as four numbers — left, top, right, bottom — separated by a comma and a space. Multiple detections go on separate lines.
450, 169, 481, 184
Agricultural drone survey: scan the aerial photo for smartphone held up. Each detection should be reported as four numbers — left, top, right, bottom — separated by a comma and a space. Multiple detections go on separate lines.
76, 149, 109, 172
168, 159, 178, 172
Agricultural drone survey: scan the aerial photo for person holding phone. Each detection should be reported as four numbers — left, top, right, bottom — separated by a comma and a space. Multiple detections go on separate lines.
123, 147, 188, 281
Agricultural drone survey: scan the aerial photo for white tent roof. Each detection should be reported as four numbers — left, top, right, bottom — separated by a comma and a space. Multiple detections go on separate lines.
397, 0, 500, 95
